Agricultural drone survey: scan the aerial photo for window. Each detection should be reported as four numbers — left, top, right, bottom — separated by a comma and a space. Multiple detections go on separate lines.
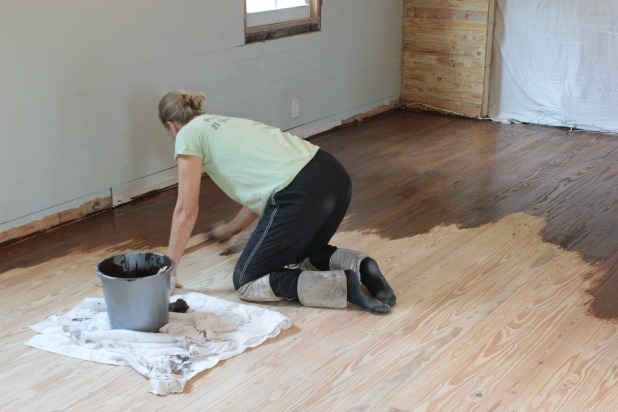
246, 0, 310, 27
245, 0, 321, 44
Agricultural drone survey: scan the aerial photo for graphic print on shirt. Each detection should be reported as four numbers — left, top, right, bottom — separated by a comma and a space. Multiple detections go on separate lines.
202, 115, 230, 130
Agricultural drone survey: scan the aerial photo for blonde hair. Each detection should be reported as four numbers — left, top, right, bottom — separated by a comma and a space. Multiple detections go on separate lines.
158, 90, 206, 126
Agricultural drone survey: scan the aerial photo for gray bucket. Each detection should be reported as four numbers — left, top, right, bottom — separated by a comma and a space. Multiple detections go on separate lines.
96, 251, 175, 332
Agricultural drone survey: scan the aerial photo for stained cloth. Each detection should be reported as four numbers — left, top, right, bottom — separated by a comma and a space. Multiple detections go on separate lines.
25, 292, 291, 395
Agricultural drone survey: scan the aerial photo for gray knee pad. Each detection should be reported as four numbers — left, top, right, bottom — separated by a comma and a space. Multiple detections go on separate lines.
236, 275, 281, 302
330, 248, 368, 274
295, 249, 368, 273
297, 270, 347, 309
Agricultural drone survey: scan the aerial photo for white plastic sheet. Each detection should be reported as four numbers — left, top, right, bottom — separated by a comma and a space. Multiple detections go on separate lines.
489, 0, 618, 133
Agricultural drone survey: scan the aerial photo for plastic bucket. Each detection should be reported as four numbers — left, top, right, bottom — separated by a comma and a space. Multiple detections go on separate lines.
96, 251, 174, 332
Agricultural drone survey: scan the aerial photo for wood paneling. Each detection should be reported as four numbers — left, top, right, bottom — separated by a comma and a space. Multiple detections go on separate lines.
402, 0, 495, 117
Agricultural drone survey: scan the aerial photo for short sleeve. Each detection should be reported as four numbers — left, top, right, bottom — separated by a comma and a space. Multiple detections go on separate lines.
174, 123, 204, 160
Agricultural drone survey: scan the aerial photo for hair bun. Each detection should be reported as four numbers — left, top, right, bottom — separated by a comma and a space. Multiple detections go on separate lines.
191, 93, 206, 110
158, 90, 206, 125
180, 92, 192, 105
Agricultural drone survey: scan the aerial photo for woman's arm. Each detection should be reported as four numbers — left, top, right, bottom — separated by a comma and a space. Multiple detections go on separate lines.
167, 155, 203, 287
209, 206, 259, 242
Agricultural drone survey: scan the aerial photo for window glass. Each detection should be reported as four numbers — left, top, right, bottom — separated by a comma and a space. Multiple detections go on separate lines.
247, 1, 308, 14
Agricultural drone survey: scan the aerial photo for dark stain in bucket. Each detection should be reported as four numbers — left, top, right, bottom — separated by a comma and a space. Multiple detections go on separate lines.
101, 266, 160, 279
98, 252, 171, 279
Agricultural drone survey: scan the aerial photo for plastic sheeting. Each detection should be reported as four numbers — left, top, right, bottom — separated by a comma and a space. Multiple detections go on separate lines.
489, 0, 618, 133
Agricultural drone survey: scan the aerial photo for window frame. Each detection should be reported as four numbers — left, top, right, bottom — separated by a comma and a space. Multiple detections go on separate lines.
245, 0, 322, 44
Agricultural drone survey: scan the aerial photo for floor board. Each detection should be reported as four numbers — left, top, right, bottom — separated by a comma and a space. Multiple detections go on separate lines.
2, 110, 618, 411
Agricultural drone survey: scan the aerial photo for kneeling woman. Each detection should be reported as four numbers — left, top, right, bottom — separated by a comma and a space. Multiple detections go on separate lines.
158, 91, 396, 314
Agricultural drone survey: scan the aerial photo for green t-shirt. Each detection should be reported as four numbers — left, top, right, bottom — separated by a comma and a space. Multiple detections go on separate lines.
174, 114, 319, 216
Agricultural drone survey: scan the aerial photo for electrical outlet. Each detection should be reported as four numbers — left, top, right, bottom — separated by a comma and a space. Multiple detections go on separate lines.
292, 100, 300, 118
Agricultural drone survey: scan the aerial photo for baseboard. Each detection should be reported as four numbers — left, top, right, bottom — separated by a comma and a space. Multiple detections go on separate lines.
0, 193, 112, 246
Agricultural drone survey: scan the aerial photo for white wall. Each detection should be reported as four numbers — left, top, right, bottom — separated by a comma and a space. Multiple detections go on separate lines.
489, 0, 618, 133
0, 0, 404, 234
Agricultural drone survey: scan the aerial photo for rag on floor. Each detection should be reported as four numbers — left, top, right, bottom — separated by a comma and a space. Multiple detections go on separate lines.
25, 292, 291, 395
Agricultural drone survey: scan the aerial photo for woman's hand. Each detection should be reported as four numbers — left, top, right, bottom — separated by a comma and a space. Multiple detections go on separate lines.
208, 221, 232, 242
208, 207, 259, 243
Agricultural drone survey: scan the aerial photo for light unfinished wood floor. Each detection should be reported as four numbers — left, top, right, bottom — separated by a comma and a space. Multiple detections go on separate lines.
2, 111, 618, 411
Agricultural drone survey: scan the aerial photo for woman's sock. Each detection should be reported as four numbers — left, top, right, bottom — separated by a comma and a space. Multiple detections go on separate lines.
359, 258, 397, 306
345, 270, 391, 315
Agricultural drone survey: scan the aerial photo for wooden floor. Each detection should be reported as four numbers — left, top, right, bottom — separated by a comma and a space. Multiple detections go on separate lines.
2, 110, 618, 411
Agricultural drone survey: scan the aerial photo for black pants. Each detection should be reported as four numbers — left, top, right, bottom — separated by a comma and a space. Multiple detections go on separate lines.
233, 149, 352, 300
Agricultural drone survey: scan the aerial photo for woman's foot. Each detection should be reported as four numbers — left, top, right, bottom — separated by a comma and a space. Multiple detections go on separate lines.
345, 270, 391, 315
360, 258, 397, 306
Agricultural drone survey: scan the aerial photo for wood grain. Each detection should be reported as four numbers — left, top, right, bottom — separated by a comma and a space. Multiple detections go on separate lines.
2, 110, 618, 410
402, 0, 494, 117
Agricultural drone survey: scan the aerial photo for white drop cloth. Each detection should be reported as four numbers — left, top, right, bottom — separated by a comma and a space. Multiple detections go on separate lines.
25, 292, 291, 395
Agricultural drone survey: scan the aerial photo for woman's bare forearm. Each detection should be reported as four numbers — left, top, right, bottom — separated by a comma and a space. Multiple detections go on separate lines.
167, 205, 198, 275
167, 155, 203, 276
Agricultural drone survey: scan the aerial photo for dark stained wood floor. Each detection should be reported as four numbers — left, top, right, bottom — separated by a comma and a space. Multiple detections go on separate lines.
3, 109, 617, 318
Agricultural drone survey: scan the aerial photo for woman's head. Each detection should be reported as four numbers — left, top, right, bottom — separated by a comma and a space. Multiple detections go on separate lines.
158, 90, 206, 127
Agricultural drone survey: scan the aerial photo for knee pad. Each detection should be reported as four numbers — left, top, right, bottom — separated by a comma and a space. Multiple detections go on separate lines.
236, 275, 281, 302
329, 248, 368, 274
297, 270, 347, 309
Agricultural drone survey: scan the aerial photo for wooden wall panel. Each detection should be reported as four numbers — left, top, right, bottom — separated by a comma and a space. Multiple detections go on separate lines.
402, 0, 495, 117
